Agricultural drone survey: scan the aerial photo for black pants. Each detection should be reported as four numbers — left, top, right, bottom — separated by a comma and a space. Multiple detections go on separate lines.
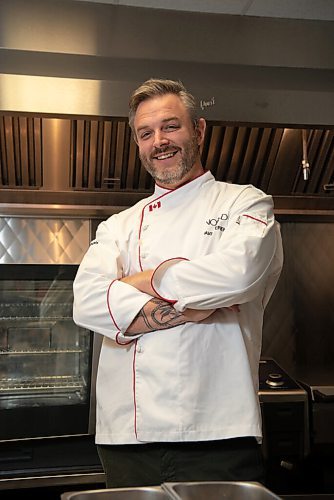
97, 437, 264, 488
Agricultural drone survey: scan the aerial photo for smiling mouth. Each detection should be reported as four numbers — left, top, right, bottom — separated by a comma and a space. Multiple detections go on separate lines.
153, 150, 179, 161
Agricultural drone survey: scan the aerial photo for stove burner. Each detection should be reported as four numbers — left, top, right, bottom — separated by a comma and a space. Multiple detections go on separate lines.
266, 372, 285, 387
259, 358, 306, 394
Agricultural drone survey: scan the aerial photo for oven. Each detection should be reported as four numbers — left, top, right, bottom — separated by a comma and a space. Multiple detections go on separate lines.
0, 264, 94, 441
259, 359, 309, 495
296, 366, 334, 495
0, 217, 104, 490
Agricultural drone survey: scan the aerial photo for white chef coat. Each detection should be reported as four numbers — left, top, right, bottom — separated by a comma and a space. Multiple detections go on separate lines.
73, 171, 283, 445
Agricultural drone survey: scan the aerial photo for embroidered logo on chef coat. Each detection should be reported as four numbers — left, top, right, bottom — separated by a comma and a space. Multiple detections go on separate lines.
204, 213, 229, 236
149, 201, 161, 212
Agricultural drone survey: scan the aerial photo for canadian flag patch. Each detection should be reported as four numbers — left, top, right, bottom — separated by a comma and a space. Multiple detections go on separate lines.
149, 201, 161, 212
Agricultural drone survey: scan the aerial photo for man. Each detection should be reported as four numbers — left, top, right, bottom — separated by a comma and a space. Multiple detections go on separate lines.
73, 78, 283, 487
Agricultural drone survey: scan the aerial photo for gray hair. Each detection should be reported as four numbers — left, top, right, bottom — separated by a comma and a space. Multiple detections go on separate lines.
128, 78, 198, 132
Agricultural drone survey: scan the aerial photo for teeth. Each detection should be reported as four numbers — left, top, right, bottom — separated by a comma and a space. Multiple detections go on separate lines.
156, 152, 176, 160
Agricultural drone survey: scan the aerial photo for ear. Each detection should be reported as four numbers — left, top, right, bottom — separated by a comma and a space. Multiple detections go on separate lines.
196, 118, 206, 145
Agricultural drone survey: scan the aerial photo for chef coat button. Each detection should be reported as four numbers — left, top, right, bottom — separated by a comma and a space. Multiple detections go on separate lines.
137, 345, 143, 353
143, 225, 149, 231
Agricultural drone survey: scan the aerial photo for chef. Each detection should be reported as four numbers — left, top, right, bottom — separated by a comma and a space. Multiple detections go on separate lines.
73, 78, 283, 488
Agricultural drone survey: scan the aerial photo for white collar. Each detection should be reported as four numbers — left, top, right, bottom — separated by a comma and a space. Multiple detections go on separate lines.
153, 170, 214, 197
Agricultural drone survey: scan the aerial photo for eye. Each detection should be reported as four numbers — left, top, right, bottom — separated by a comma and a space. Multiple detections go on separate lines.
139, 131, 152, 140
165, 124, 179, 131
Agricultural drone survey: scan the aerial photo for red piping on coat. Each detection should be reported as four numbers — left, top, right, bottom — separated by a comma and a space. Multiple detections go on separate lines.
134, 172, 208, 435
133, 339, 138, 439
107, 280, 134, 346
242, 214, 268, 226
138, 171, 208, 271
138, 191, 171, 271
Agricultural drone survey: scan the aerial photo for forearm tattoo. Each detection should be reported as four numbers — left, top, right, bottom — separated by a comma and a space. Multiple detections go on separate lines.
126, 298, 184, 336
142, 298, 182, 328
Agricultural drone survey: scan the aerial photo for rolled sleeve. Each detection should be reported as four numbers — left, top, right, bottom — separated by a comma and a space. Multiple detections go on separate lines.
151, 258, 187, 306
151, 190, 282, 312
73, 216, 152, 343
107, 280, 152, 343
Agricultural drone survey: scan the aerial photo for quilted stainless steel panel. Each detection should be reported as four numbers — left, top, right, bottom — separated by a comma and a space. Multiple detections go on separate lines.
0, 217, 89, 264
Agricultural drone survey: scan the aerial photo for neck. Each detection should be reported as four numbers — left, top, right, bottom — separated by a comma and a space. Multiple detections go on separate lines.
156, 166, 206, 190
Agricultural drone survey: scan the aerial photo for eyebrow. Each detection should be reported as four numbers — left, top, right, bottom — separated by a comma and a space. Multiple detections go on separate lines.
136, 116, 180, 134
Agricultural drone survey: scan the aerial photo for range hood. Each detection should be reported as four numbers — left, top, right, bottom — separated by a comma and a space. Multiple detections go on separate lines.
0, 0, 334, 217
0, 114, 333, 217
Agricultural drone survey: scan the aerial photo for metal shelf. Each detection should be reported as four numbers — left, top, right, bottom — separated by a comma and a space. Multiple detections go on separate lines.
0, 349, 83, 355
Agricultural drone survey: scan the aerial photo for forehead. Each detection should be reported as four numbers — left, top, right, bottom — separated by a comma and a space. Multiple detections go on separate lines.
134, 94, 190, 129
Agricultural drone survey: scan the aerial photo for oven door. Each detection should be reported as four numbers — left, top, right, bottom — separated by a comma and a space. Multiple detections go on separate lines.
0, 264, 93, 441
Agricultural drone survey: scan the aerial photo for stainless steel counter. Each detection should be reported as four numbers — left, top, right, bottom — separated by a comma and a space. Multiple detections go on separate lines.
61, 482, 281, 500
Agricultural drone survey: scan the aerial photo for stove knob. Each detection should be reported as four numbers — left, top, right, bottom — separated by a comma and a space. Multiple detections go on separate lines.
266, 372, 285, 387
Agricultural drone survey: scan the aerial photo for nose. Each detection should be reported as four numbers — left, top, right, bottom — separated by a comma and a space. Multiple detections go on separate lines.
153, 130, 169, 149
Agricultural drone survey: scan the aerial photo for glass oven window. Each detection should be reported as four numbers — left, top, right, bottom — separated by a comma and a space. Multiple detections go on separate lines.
0, 265, 91, 411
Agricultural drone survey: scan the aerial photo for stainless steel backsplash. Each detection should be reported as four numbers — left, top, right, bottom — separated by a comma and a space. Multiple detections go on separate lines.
0, 217, 90, 264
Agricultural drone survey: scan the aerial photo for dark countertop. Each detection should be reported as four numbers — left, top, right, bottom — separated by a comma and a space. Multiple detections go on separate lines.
282, 495, 334, 499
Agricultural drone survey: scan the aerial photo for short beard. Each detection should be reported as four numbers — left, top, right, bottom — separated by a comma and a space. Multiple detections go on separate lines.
140, 134, 199, 186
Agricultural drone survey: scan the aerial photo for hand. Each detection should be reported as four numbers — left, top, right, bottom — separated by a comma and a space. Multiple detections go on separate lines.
120, 270, 155, 296
225, 304, 240, 312
183, 304, 239, 323
182, 308, 217, 323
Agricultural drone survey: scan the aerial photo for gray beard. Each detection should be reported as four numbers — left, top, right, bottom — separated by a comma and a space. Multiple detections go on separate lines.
140, 135, 199, 186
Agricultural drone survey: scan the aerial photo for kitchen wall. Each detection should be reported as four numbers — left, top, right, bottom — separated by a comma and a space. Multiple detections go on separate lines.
262, 221, 334, 381
0, 0, 334, 125
0, 0, 333, 381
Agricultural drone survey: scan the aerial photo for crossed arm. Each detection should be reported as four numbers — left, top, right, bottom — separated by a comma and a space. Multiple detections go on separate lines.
121, 270, 216, 336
